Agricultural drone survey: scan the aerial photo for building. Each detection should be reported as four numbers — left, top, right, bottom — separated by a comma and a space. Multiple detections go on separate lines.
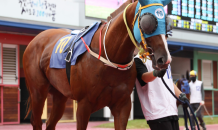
0, 0, 218, 125
0, 0, 98, 125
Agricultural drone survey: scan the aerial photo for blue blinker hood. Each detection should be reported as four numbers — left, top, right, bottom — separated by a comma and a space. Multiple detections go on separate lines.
133, 0, 171, 43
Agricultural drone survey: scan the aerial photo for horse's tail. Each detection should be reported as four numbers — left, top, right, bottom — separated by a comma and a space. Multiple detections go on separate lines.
24, 80, 32, 119
24, 97, 32, 119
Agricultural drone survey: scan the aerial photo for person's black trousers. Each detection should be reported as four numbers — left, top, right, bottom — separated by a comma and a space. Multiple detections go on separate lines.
190, 103, 205, 128
148, 119, 179, 130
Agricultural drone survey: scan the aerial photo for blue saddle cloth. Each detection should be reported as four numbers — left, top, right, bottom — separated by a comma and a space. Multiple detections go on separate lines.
50, 22, 101, 68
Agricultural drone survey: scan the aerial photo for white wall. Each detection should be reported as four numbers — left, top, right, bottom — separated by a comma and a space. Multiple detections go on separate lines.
168, 28, 218, 47
1, 0, 217, 47
171, 57, 190, 81
0, 0, 100, 29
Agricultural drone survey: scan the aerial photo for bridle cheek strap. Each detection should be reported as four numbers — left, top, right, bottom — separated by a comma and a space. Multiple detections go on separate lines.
123, 3, 149, 61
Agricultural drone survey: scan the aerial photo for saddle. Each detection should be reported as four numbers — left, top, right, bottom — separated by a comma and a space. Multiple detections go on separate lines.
64, 22, 99, 84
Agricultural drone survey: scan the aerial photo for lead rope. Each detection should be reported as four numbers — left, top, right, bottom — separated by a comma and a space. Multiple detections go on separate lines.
161, 77, 200, 130
189, 104, 213, 120
203, 105, 213, 120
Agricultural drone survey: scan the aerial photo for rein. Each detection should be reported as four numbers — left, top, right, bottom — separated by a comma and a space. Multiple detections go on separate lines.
190, 104, 213, 120
81, 3, 159, 70
123, 4, 140, 50
161, 77, 201, 130
81, 21, 134, 70
80, 3, 163, 70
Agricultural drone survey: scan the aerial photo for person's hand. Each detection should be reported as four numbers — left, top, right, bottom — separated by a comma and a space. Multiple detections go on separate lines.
179, 93, 189, 108
200, 101, 205, 105
153, 69, 166, 77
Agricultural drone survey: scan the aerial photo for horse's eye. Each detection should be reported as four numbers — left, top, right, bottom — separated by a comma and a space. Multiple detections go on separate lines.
139, 13, 158, 35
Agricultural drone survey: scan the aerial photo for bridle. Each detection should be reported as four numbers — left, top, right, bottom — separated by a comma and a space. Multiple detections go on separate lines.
123, 3, 162, 61
81, 19, 134, 70
81, 2, 159, 70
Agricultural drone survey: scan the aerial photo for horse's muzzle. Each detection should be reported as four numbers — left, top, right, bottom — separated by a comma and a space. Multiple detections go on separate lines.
151, 55, 169, 70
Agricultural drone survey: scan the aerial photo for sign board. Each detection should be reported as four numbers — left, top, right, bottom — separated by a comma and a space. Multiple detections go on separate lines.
0, 0, 79, 26
85, 0, 167, 19
85, 0, 128, 19
168, 0, 218, 34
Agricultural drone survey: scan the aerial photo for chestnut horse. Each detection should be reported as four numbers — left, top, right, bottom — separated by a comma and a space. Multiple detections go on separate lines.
23, 0, 171, 130
176, 71, 190, 107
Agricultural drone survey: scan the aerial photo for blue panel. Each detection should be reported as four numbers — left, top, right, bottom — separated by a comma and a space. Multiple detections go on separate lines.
0, 20, 74, 30
50, 22, 101, 68
168, 41, 218, 50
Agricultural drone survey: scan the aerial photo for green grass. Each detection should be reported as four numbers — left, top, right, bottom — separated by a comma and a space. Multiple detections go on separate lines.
96, 117, 218, 129
85, 5, 116, 19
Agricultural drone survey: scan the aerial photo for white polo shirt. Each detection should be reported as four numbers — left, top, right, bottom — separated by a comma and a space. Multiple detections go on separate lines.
189, 80, 203, 104
135, 56, 178, 121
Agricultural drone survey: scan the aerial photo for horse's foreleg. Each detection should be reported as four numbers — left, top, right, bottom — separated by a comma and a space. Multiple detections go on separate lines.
46, 87, 68, 130
110, 98, 131, 130
76, 98, 92, 130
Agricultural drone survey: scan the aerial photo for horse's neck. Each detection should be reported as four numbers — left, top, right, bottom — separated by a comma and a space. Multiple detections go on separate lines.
107, 0, 135, 21
104, 2, 137, 64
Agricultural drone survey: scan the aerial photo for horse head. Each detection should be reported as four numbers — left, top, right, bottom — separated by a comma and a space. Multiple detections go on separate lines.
134, 0, 172, 69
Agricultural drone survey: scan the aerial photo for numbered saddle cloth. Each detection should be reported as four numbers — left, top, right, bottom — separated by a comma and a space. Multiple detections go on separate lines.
50, 22, 101, 68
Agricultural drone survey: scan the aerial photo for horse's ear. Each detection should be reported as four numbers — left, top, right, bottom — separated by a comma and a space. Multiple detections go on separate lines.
166, 15, 173, 31
138, 0, 149, 6
186, 70, 190, 80
138, 0, 171, 6
160, 0, 172, 6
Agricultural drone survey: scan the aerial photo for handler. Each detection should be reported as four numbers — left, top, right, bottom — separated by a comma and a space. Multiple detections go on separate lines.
134, 55, 189, 130
189, 70, 206, 130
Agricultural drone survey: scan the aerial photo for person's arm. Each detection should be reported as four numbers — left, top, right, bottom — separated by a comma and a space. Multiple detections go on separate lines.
141, 71, 156, 83
200, 83, 205, 105
134, 58, 166, 85
173, 83, 182, 98
134, 58, 149, 86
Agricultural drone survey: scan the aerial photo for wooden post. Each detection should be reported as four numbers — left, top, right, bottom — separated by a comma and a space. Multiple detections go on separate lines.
213, 61, 217, 89
41, 99, 47, 120
198, 60, 201, 80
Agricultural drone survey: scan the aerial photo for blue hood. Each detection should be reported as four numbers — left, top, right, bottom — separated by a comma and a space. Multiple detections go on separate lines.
133, 0, 171, 43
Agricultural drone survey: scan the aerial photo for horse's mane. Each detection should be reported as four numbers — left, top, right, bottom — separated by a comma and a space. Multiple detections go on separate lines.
107, 0, 138, 21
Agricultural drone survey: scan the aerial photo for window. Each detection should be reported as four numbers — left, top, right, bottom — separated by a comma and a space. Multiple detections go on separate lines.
2, 44, 18, 85
171, 57, 191, 81
202, 60, 213, 88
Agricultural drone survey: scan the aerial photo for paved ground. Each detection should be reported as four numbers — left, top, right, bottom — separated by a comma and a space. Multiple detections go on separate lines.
0, 121, 218, 130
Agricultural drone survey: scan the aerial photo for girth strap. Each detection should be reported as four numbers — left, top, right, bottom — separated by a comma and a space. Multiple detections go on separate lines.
65, 22, 105, 85
66, 61, 71, 84
64, 28, 87, 85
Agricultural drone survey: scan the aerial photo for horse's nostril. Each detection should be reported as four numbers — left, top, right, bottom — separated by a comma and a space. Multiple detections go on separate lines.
157, 57, 164, 65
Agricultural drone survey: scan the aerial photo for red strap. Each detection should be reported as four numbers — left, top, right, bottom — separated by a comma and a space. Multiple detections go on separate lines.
118, 64, 129, 68
98, 23, 107, 59
81, 37, 90, 52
